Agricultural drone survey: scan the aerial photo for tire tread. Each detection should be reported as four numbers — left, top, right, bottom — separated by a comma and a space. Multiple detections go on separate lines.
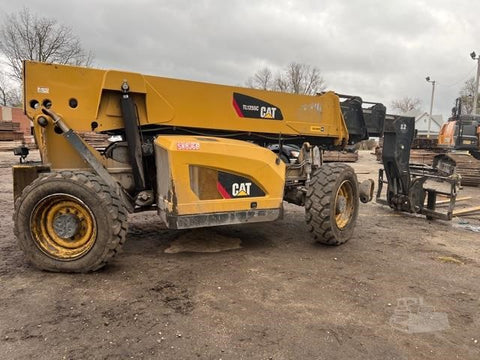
305, 163, 358, 246
13, 171, 128, 272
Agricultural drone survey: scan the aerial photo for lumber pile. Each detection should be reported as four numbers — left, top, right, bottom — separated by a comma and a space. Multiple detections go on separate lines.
78, 132, 110, 150
373, 142, 446, 166
409, 149, 442, 166
0, 121, 20, 131
23, 135, 36, 147
0, 121, 27, 151
0, 140, 24, 151
323, 150, 359, 163
453, 206, 480, 216
447, 154, 480, 187
0, 121, 24, 141
0, 129, 109, 152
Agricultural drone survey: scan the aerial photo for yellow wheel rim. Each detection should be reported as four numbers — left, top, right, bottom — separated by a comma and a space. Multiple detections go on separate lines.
334, 180, 355, 230
30, 194, 97, 260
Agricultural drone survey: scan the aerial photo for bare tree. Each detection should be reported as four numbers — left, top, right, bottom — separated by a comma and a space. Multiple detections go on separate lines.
0, 7, 93, 82
246, 62, 326, 95
284, 62, 326, 95
0, 74, 8, 106
6, 86, 22, 107
273, 73, 288, 92
246, 67, 273, 90
0, 71, 21, 107
458, 77, 479, 114
390, 97, 422, 114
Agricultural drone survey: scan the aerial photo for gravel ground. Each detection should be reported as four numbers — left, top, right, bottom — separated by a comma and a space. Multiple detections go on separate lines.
0, 150, 479, 360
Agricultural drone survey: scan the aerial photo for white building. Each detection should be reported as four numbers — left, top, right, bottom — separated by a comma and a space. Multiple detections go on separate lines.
402, 110, 444, 137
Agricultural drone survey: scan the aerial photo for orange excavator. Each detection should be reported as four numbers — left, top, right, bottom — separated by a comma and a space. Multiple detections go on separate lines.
434, 98, 480, 186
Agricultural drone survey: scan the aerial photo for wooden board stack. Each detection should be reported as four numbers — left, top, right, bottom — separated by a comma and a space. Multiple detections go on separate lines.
0, 121, 24, 141
78, 132, 110, 150
323, 150, 359, 163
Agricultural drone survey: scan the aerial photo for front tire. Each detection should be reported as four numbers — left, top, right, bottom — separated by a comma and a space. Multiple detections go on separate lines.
305, 163, 359, 245
13, 171, 128, 272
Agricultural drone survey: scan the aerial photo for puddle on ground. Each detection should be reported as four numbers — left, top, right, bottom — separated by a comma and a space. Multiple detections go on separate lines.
454, 224, 480, 233
164, 229, 242, 253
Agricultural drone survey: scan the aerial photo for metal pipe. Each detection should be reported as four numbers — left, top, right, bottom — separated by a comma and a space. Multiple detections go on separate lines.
427, 80, 435, 138
473, 56, 480, 115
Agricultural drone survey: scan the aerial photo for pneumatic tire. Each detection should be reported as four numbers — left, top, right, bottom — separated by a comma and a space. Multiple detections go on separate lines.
305, 163, 359, 245
13, 171, 128, 272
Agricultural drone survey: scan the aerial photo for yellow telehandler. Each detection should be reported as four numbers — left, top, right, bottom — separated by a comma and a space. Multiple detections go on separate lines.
13, 61, 389, 272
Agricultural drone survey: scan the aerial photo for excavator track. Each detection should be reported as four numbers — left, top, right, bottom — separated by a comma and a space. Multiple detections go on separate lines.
434, 153, 480, 187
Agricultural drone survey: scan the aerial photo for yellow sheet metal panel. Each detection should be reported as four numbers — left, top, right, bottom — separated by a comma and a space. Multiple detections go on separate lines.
154, 136, 285, 216
25, 62, 105, 129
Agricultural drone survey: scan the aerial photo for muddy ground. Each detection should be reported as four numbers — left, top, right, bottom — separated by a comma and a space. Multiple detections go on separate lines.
0, 150, 479, 360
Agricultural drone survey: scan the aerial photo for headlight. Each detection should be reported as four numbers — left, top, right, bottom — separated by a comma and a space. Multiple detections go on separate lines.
290, 150, 300, 158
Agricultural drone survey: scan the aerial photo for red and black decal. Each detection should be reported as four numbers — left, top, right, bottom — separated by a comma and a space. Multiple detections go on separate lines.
232, 92, 283, 120
217, 171, 265, 198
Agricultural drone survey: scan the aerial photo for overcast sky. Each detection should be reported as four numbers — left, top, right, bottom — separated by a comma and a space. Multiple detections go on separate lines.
2, 0, 480, 120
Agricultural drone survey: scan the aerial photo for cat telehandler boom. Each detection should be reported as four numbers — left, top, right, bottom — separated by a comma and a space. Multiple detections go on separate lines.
13, 61, 391, 272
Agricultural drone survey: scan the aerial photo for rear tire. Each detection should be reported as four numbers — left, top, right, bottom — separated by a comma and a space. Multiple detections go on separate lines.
305, 163, 359, 245
13, 171, 128, 272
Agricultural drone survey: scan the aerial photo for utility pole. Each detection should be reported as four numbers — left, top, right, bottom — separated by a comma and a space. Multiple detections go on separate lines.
471, 51, 480, 115
426, 76, 436, 138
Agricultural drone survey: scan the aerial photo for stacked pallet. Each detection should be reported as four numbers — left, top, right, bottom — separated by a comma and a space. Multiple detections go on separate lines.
78, 132, 110, 150
0, 140, 23, 151
23, 135, 36, 147
409, 149, 446, 166
443, 153, 480, 187
373, 141, 445, 166
323, 150, 359, 163
0, 121, 24, 141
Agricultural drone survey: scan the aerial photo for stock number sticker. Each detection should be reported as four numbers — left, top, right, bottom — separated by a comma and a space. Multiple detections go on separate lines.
176, 142, 200, 150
